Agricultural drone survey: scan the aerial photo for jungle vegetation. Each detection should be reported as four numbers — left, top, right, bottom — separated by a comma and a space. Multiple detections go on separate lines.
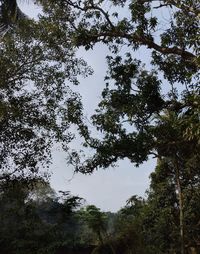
0, 0, 199, 253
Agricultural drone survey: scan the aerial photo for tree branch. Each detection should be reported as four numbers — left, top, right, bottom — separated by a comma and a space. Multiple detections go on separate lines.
65, 0, 115, 28
133, 34, 196, 60
83, 30, 196, 61
66, 0, 197, 62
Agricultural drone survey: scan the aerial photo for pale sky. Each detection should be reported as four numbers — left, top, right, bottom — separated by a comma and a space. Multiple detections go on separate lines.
19, 1, 157, 212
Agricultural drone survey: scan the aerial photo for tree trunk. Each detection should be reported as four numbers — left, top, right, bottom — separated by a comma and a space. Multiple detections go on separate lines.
174, 158, 185, 254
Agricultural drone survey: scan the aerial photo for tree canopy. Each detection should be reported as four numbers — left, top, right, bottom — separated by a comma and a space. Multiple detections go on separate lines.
0, 0, 92, 179
52, 0, 200, 173
0, 1, 199, 253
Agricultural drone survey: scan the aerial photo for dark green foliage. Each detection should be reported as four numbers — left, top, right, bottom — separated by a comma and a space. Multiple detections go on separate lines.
0, 1, 199, 253
52, 1, 199, 253
0, 178, 85, 254
0, 176, 199, 254
54, 0, 199, 173
0, 2, 92, 178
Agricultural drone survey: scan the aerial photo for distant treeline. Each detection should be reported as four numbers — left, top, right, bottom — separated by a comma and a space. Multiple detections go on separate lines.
0, 174, 199, 254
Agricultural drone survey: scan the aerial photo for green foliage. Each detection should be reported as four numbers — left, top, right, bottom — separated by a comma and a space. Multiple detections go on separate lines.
53, 1, 199, 253
79, 205, 108, 244
0, 176, 199, 254
0, 1, 92, 178
56, 0, 199, 173
52, 0, 199, 78
0, 178, 85, 254
0, 1, 199, 253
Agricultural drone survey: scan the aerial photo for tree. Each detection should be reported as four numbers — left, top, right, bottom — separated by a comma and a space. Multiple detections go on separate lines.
142, 160, 182, 254
142, 152, 200, 254
52, 0, 200, 172
81, 205, 108, 245
78, 205, 118, 254
112, 196, 146, 254
48, 1, 199, 253
0, 1, 92, 179
0, 178, 85, 254
71, 90, 199, 253
0, 1, 199, 252
0, 178, 55, 254
46, 0, 199, 72
152, 102, 200, 254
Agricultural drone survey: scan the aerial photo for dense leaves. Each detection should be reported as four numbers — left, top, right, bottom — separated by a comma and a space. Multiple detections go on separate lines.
0, 178, 85, 254
51, 1, 199, 253
0, 2, 91, 178
41, 0, 198, 174
0, 1, 199, 254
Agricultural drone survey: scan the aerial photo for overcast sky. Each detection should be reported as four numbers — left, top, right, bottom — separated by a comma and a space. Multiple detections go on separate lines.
19, 1, 157, 212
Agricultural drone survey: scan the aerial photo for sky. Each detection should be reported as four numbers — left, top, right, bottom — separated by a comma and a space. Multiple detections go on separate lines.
19, 0, 157, 212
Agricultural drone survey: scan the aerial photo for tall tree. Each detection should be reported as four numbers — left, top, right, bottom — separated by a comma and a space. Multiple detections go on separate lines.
0, 1, 92, 179
54, 0, 199, 172
49, 1, 199, 253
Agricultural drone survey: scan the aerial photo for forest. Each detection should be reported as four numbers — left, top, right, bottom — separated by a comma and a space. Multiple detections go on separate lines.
0, 0, 199, 253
